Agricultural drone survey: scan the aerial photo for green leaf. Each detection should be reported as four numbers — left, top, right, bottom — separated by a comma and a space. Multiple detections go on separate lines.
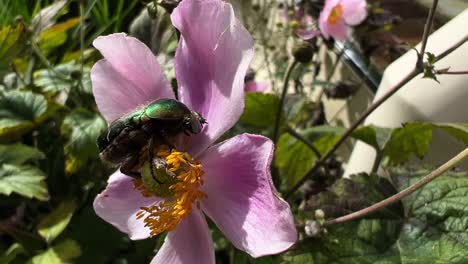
276, 132, 317, 190
38, 18, 80, 55
0, 243, 25, 264
27, 249, 61, 264
391, 169, 468, 263
35, 62, 76, 94
240, 92, 280, 129
0, 164, 49, 200
0, 143, 45, 165
27, 239, 80, 264
383, 123, 433, 165
352, 126, 393, 151
304, 173, 403, 219
0, 91, 49, 142
284, 174, 404, 263
434, 123, 468, 146
352, 122, 468, 166
61, 109, 106, 160
38, 200, 77, 243
0, 24, 29, 75
284, 219, 402, 263
275, 126, 343, 189
53, 239, 81, 261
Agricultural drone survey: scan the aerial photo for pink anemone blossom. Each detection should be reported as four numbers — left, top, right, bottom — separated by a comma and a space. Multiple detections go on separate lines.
319, 0, 367, 41
294, 7, 321, 41
244, 80, 269, 93
91, 0, 297, 263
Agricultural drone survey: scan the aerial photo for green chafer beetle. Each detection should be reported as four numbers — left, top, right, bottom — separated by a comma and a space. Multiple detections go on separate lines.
97, 98, 206, 178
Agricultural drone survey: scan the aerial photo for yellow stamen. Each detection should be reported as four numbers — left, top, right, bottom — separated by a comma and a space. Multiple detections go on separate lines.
328, 4, 343, 25
133, 145, 206, 237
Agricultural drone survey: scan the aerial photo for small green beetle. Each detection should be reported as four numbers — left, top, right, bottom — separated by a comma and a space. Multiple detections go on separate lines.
97, 99, 206, 178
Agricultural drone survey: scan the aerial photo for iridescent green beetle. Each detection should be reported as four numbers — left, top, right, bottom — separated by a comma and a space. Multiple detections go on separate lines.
97, 99, 206, 178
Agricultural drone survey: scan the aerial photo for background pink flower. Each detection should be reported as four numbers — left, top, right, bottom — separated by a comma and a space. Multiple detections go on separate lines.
244, 80, 269, 93
319, 0, 367, 41
91, 0, 297, 263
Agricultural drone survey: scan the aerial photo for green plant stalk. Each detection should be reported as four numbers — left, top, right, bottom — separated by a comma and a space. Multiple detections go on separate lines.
325, 147, 468, 225
273, 60, 298, 143
286, 126, 322, 158
417, 0, 439, 67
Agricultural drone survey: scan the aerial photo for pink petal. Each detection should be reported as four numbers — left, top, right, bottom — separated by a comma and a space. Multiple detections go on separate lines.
171, 0, 254, 156
342, 0, 367, 25
151, 209, 214, 264
199, 134, 297, 257
93, 171, 159, 240
321, 0, 342, 19
244, 81, 269, 93
91, 33, 173, 123
319, 15, 349, 41
297, 29, 321, 41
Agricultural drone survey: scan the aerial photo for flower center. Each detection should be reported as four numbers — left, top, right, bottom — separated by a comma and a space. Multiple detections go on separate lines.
327, 4, 343, 25
133, 145, 206, 237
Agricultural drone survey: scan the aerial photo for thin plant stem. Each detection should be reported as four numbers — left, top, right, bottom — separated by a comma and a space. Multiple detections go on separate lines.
316, 45, 346, 102
371, 152, 382, 174
435, 34, 468, 61
79, 0, 85, 74
273, 60, 299, 143
325, 147, 468, 225
286, 126, 322, 158
436, 70, 468, 75
417, 0, 439, 67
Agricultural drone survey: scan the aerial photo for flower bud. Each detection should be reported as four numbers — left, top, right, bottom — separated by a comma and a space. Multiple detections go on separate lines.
70, 70, 82, 80
292, 41, 314, 63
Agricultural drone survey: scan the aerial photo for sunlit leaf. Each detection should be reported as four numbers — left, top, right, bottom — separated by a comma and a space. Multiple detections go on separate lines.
38, 18, 80, 55
0, 243, 25, 264
38, 200, 77, 243
0, 143, 45, 165
352, 125, 393, 151
275, 126, 343, 189
27, 239, 80, 264
35, 62, 76, 94
0, 23, 29, 75
383, 123, 433, 164
240, 92, 281, 129
0, 164, 49, 200
61, 109, 106, 163
0, 91, 50, 142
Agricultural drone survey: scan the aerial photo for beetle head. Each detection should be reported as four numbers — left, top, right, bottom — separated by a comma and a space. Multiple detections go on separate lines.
184, 111, 206, 134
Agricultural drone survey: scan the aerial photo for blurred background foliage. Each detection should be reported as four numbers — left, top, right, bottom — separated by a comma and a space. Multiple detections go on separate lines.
0, 0, 467, 263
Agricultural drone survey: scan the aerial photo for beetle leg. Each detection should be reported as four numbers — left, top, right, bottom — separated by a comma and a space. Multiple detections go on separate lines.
120, 155, 140, 178
148, 135, 164, 184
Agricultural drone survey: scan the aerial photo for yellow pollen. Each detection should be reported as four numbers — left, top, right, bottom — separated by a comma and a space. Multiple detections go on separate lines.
327, 4, 343, 25
133, 145, 206, 237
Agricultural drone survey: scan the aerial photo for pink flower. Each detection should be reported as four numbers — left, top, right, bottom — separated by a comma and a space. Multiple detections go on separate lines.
244, 81, 269, 93
90, 0, 297, 263
319, 0, 367, 41
294, 7, 321, 40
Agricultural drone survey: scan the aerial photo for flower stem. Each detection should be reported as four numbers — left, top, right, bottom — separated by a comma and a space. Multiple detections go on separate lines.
79, 1, 85, 74
417, 0, 439, 67
273, 60, 299, 143
286, 126, 322, 158
325, 147, 468, 226
436, 70, 468, 75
